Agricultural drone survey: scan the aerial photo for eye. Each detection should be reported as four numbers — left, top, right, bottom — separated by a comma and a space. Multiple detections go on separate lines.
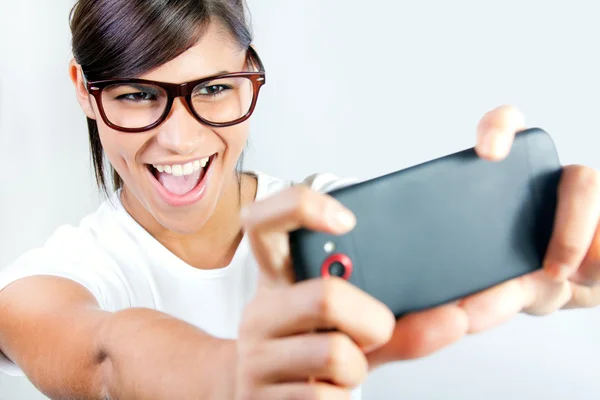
196, 85, 230, 96
117, 92, 157, 102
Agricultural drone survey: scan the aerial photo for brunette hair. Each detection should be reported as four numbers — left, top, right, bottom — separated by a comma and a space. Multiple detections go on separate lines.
69, 0, 253, 195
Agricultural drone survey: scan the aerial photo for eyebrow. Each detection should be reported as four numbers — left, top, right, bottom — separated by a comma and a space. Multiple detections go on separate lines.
191, 70, 231, 81
111, 83, 164, 96
149, 70, 232, 85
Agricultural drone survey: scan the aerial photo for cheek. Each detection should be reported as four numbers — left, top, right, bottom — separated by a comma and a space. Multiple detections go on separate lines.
220, 122, 250, 160
97, 123, 149, 179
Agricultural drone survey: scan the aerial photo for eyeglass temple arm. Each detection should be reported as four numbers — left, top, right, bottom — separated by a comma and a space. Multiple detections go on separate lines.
248, 46, 266, 73
80, 67, 92, 92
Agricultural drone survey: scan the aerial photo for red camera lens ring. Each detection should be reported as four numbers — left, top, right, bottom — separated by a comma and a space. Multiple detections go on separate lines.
321, 253, 353, 280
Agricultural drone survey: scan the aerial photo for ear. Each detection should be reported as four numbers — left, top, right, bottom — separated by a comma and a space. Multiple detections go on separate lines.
69, 58, 97, 120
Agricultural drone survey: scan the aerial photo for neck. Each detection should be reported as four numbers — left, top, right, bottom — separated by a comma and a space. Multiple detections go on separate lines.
121, 172, 258, 270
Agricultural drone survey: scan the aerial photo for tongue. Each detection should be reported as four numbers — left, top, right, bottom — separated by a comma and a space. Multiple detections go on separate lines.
157, 168, 204, 196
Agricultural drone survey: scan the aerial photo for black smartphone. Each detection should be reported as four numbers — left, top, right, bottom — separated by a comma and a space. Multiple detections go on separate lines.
289, 128, 562, 318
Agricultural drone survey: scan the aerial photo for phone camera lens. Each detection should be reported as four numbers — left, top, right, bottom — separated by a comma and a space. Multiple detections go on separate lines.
328, 262, 346, 278
321, 254, 353, 280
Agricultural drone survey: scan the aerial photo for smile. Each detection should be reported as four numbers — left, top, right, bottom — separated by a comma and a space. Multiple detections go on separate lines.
146, 153, 217, 207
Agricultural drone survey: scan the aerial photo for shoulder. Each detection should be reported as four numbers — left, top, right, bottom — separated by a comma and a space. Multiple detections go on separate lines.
7, 194, 121, 265
251, 170, 359, 200
299, 172, 359, 193
0, 191, 140, 311
28, 192, 129, 264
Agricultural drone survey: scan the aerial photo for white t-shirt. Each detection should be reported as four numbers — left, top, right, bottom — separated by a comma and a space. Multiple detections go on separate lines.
0, 170, 361, 399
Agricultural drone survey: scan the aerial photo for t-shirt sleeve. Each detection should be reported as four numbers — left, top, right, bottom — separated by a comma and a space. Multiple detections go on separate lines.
301, 172, 360, 193
0, 225, 136, 376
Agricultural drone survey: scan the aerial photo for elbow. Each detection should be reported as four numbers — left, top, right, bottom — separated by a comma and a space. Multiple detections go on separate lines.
95, 314, 119, 400
97, 353, 115, 400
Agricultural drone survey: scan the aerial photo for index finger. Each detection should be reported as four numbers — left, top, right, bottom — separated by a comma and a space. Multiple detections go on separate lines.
243, 277, 394, 350
241, 185, 356, 287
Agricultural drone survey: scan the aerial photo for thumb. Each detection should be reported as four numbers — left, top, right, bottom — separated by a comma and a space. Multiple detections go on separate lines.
241, 185, 356, 289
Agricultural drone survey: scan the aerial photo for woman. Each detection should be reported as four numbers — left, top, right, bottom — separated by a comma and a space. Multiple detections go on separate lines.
0, 0, 599, 399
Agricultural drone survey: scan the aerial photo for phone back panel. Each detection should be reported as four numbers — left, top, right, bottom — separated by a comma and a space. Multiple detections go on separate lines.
289, 128, 562, 318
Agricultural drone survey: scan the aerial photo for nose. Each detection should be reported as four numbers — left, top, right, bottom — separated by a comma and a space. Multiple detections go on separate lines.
155, 98, 205, 155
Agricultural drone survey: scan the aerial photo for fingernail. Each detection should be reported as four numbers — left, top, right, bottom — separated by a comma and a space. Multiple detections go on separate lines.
479, 133, 494, 156
332, 208, 356, 231
494, 134, 513, 157
481, 131, 511, 159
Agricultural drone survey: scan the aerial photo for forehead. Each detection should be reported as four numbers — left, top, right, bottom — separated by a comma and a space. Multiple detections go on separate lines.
140, 22, 247, 84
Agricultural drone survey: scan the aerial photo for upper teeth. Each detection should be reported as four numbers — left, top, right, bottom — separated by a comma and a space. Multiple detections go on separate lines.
153, 157, 210, 177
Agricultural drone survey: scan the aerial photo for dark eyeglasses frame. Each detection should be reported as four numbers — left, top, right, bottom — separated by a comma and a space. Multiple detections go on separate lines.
82, 46, 266, 133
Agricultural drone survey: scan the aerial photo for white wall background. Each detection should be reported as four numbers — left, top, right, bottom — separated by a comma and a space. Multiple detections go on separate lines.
1, 0, 599, 399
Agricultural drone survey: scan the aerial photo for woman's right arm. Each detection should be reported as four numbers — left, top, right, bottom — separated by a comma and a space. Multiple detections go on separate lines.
0, 185, 398, 400
0, 276, 237, 399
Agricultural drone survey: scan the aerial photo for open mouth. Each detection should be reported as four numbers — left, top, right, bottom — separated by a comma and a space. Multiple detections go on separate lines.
146, 153, 217, 200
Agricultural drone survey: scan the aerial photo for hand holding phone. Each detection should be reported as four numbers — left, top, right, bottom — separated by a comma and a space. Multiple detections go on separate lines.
289, 128, 562, 318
